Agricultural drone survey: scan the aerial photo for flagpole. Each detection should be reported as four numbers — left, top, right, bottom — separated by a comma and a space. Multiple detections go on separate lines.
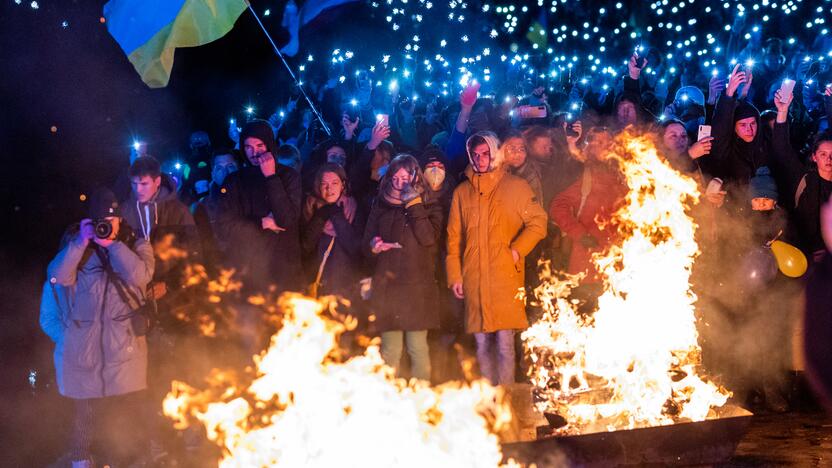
246, 3, 333, 137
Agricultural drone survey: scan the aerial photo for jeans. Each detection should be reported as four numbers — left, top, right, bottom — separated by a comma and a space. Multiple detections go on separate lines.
381, 330, 431, 381
474, 330, 516, 385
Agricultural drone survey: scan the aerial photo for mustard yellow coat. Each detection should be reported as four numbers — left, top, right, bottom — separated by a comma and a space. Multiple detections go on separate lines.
446, 166, 548, 333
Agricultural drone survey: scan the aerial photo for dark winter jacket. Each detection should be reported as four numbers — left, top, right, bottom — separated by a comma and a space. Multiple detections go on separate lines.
120, 174, 199, 284
191, 182, 226, 270
805, 253, 832, 409
217, 164, 303, 292
363, 196, 443, 332
301, 196, 365, 297
43, 236, 154, 399
711, 94, 770, 187
771, 122, 832, 258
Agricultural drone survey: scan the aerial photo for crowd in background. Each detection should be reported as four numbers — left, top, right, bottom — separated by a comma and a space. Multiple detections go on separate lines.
39, 35, 832, 467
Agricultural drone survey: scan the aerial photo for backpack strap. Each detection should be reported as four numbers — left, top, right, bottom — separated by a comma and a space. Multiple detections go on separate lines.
794, 173, 808, 209
576, 166, 593, 218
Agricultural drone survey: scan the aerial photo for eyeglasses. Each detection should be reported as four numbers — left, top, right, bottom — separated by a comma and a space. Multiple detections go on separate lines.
503, 145, 526, 154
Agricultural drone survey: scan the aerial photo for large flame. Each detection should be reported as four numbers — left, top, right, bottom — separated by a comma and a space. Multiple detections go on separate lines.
523, 131, 730, 434
164, 294, 519, 467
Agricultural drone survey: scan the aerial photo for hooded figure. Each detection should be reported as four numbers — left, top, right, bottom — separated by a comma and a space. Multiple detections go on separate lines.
218, 120, 303, 292
120, 157, 199, 291
446, 131, 548, 385
710, 94, 770, 192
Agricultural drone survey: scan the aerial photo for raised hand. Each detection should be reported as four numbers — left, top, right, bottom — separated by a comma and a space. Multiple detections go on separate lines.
726, 64, 747, 98
460, 81, 481, 108
688, 137, 714, 159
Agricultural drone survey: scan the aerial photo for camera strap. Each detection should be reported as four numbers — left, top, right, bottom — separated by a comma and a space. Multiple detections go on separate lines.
94, 248, 144, 316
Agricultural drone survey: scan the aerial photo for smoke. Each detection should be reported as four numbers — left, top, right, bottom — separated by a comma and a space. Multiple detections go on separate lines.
690, 200, 803, 398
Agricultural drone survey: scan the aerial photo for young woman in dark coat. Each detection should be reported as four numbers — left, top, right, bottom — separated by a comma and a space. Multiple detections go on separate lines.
301, 163, 364, 299
363, 154, 444, 381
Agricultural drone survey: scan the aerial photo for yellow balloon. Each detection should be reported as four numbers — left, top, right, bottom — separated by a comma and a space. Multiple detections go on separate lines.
770, 240, 808, 278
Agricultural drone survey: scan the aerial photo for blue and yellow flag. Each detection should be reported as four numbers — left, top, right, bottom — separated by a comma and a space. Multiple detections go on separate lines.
104, 0, 248, 88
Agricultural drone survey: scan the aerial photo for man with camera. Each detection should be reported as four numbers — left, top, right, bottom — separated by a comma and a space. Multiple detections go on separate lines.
44, 188, 154, 468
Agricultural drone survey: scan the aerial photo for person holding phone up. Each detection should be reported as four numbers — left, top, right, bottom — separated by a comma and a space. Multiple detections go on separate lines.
363, 154, 444, 381
710, 63, 771, 198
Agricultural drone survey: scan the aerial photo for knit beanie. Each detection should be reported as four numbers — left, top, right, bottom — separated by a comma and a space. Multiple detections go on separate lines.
734, 100, 761, 124
88, 188, 119, 219
239, 120, 278, 155
419, 144, 449, 169
749, 166, 778, 201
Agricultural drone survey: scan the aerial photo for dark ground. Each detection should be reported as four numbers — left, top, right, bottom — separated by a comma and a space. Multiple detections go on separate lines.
5, 370, 830, 467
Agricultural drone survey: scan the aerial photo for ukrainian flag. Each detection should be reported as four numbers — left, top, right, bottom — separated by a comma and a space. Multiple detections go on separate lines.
104, 0, 248, 88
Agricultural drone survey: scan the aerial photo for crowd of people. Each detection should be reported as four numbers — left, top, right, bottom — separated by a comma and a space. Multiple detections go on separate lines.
40, 37, 832, 467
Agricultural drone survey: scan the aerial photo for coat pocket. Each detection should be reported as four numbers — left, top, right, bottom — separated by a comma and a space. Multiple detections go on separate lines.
62, 322, 98, 370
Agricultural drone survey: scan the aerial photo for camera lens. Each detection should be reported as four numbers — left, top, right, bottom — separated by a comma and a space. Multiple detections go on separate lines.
94, 220, 113, 239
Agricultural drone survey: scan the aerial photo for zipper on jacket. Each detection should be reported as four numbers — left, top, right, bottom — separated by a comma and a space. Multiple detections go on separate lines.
99, 256, 109, 396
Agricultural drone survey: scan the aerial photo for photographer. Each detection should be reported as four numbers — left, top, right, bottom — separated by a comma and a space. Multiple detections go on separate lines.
44, 189, 154, 467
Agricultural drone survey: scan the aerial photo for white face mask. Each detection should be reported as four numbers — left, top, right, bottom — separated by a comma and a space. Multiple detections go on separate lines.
424, 166, 446, 191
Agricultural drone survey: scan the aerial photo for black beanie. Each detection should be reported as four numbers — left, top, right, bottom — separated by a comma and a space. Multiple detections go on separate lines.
239, 120, 277, 155
734, 100, 760, 123
88, 188, 119, 219
419, 144, 449, 169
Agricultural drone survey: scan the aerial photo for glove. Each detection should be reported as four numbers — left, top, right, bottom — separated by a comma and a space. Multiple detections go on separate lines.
317, 203, 340, 220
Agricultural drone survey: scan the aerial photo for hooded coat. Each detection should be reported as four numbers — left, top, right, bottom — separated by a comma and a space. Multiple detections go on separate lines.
42, 236, 154, 399
710, 94, 770, 188
218, 120, 304, 292
120, 173, 198, 283
549, 163, 627, 275
446, 133, 548, 333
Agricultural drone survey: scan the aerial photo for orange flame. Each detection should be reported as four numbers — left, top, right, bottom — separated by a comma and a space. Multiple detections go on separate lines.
523, 131, 730, 434
164, 294, 520, 466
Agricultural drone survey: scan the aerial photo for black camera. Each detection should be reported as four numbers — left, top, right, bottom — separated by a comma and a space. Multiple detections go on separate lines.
93, 219, 114, 239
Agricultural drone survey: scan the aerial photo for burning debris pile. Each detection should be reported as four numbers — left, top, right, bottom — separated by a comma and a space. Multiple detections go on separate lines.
523, 132, 730, 435
164, 294, 519, 467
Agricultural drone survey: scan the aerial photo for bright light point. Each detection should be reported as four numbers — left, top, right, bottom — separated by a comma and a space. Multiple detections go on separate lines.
174, 162, 182, 170
30, 1, 38, 8
132, 141, 141, 150
264, 8, 270, 15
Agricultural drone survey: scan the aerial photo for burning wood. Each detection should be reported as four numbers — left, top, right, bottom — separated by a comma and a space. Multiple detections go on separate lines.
523, 131, 731, 435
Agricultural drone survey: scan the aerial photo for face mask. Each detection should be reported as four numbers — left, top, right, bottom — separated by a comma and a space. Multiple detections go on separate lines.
424, 166, 446, 191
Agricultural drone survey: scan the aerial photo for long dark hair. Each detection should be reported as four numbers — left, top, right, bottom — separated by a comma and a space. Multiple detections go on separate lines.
379, 154, 428, 201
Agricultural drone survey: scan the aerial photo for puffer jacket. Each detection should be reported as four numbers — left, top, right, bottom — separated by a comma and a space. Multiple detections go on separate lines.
446, 165, 548, 333
43, 236, 154, 399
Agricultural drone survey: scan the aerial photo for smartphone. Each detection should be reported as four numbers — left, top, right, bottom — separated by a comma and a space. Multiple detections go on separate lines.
705, 177, 724, 195
377, 114, 389, 127
779, 79, 796, 99
518, 105, 547, 119
697, 125, 712, 141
